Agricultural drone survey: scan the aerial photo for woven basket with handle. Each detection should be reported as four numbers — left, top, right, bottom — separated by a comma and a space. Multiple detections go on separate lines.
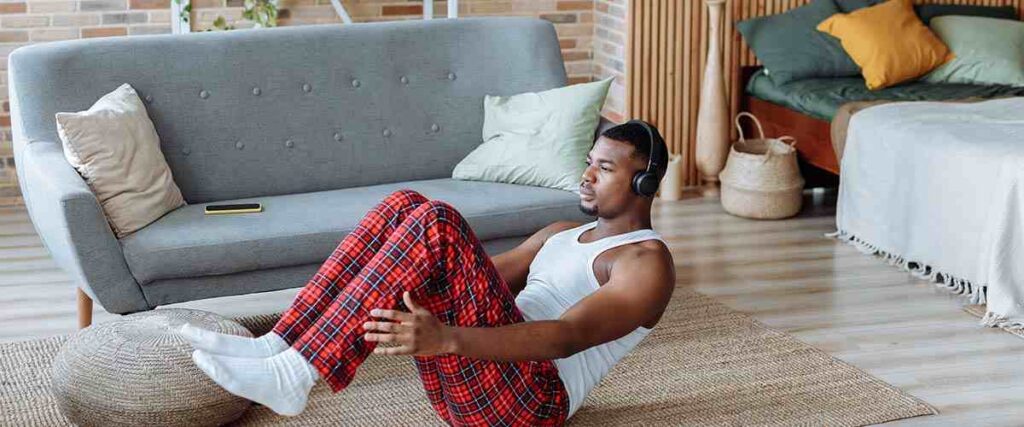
719, 112, 805, 220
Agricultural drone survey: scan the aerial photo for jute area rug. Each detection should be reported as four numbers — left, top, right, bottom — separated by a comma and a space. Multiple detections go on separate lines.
964, 305, 1024, 340
2, 289, 935, 426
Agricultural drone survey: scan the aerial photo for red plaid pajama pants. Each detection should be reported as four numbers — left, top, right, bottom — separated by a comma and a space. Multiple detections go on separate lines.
270, 190, 570, 426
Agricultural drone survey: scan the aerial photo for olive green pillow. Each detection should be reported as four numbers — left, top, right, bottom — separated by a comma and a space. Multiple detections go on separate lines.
924, 16, 1024, 87
737, 0, 859, 86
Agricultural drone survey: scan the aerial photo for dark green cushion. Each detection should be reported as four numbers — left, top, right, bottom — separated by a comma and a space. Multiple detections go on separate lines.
835, 0, 1017, 24
915, 4, 1017, 25
745, 68, 1024, 121
736, 0, 859, 85
833, 0, 882, 13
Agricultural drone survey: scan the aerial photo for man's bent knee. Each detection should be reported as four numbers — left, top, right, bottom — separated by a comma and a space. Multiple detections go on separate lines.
408, 200, 466, 225
384, 189, 429, 208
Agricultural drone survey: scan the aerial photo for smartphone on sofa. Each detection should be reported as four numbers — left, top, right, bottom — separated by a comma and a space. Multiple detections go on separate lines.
204, 203, 263, 215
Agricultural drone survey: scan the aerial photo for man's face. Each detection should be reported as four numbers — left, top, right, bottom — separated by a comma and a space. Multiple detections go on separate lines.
579, 137, 649, 217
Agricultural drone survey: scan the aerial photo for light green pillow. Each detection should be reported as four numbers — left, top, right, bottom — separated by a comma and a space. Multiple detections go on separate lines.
452, 78, 613, 192
924, 16, 1024, 87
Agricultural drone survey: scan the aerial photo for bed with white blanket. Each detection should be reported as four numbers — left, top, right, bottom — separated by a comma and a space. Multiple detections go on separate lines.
833, 97, 1024, 329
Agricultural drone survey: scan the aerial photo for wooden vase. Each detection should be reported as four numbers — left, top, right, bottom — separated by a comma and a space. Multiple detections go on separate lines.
694, 0, 729, 196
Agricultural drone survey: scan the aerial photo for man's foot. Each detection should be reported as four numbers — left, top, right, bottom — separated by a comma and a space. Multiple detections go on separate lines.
191, 348, 319, 416
179, 323, 289, 358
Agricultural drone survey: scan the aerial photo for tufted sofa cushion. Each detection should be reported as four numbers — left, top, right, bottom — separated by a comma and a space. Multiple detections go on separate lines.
120, 179, 590, 285
10, 18, 568, 204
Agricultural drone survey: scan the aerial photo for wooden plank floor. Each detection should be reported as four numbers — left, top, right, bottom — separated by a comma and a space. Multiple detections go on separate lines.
3, 192, 1023, 425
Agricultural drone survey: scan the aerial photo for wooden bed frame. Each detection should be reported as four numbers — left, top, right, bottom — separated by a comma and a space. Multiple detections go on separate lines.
738, 66, 840, 188
723, 1, 1024, 188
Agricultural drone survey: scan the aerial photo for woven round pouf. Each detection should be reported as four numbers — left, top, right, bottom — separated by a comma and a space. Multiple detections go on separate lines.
51, 308, 254, 427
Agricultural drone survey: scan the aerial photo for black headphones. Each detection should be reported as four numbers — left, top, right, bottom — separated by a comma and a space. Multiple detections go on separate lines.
627, 120, 666, 197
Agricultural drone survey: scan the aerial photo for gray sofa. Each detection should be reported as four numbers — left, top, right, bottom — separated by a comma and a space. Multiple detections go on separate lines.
9, 17, 600, 317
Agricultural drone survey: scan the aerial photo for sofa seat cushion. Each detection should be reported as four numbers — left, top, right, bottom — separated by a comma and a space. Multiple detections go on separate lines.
120, 178, 589, 285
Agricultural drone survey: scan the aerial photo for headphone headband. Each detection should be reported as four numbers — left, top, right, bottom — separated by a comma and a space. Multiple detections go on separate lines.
627, 119, 658, 177
625, 119, 666, 197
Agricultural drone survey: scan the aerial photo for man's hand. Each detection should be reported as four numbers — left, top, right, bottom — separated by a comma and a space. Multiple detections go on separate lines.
363, 291, 456, 356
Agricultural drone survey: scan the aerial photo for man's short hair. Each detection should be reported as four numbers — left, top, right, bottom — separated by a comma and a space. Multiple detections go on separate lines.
600, 120, 669, 179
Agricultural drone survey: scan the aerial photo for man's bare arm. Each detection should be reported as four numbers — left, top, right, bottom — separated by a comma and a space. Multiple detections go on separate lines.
491, 222, 580, 296
365, 244, 676, 361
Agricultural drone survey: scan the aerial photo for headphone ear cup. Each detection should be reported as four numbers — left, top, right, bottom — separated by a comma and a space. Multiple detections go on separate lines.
631, 171, 645, 196
633, 172, 658, 197
642, 174, 659, 197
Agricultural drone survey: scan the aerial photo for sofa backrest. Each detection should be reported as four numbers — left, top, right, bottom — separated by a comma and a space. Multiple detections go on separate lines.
8, 18, 567, 203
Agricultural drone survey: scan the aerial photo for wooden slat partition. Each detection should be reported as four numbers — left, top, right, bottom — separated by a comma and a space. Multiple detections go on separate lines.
629, 0, 708, 186
627, 0, 1024, 188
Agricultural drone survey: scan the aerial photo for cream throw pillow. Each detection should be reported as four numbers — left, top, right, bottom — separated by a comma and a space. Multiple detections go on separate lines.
55, 83, 185, 238
452, 78, 613, 192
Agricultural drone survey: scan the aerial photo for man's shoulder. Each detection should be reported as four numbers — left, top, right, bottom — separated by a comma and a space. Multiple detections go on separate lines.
613, 239, 673, 273
635, 238, 670, 256
514, 221, 584, 255
537, 221, 584, 240
547, 221, 584, 231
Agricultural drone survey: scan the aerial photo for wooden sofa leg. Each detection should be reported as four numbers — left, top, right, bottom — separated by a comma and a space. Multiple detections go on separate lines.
77, 287, 93, 329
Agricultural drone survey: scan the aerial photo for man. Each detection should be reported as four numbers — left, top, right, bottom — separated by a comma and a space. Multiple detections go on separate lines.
180, 120, 676, 426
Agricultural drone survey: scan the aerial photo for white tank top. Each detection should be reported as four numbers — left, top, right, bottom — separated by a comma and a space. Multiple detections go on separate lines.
514, 221, 663, 418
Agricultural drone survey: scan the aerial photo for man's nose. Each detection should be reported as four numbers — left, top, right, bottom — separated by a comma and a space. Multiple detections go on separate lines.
581, 167, 595, 183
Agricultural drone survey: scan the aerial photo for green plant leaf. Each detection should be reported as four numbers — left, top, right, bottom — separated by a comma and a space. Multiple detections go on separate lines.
238, 0, 278, 28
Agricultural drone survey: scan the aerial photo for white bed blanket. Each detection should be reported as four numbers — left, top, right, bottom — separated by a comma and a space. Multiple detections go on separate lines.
835, 97, 1024, 329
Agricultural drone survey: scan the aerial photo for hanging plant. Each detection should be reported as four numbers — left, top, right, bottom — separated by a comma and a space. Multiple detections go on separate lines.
209, 15, 236, 31
175, 0, 278, 32
173, 0, 190, 23
241, 0, 279, 28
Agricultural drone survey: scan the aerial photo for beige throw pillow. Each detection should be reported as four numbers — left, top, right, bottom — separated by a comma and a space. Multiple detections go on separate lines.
55, 83, 185, 238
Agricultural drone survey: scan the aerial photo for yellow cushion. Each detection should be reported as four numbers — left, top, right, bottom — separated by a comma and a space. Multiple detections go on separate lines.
817, 0, 954, 90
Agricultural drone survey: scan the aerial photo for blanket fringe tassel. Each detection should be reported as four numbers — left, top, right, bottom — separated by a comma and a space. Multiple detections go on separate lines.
827, 230, 1024, 331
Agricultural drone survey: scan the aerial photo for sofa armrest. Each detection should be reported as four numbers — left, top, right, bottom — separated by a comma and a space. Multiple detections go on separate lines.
18, 141, 150, 314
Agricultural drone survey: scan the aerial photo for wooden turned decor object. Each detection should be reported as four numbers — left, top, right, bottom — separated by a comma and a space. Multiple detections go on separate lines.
695, 0, 729, 196
78, 287, 93, 329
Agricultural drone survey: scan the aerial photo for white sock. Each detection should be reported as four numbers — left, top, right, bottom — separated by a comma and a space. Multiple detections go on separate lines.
179, 323, 289, 358
191, 348, 319, 417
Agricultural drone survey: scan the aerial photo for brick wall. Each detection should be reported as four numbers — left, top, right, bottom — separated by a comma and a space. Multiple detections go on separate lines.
0, 0, 172, 205
0, 0, 630, 205
592, 0, 624, 123
190, 0, 597, 83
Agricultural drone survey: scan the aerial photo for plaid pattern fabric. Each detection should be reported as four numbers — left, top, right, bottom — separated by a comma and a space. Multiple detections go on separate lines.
273, 190, 570, 426
272, 189, 429, 344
